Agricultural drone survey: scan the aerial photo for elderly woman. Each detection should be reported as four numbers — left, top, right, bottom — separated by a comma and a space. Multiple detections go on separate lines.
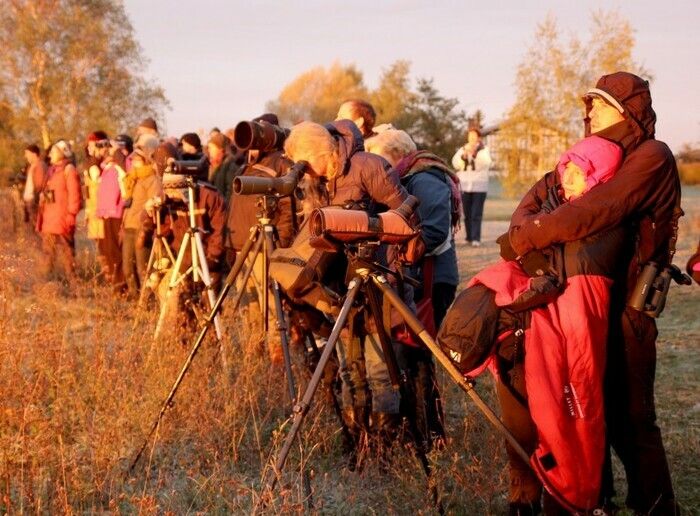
365, 128, 461, 448
36, 140, 82, 289
283, 120, 409, 457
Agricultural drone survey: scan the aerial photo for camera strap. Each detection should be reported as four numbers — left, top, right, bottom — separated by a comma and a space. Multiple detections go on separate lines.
667, 190, 684, 264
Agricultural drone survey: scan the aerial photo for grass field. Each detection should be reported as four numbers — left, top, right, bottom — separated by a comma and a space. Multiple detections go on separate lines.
0, 185, 698, 514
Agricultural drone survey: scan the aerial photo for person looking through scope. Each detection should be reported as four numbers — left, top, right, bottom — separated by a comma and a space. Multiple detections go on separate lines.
280, 119, 411, 464
224, 114, 296, 363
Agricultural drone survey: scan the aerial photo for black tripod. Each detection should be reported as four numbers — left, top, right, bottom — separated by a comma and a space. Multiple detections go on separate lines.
260, 242, 444, 511
261, 242, 540, 512
128, 194, 301, 474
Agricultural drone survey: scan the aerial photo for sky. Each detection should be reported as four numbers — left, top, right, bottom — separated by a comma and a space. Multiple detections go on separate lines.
122, 0, 699, 153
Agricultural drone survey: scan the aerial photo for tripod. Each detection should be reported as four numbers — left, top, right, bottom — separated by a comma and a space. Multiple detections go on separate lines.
134, 204, 177, 316
128, 193, 303, 476
153, 177, 222, 342
261, 242, 544, 512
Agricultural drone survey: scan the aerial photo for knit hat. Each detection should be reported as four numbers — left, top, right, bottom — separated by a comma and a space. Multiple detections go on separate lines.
557, 135, 623, 192
87, 130, 109, 143
180, 132, 202, 151
112, 134, 134, 153
139, 117, 158, 132
52, 140, 73, 159
135, 134, 160, 161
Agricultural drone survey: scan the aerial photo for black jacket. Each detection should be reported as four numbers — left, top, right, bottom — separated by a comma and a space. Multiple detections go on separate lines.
509, 72, 682, 297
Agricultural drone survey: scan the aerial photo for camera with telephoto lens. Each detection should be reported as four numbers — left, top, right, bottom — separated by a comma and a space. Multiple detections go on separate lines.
164, 156, 208, 179
628, 261, 692, 317
233, 120, 289, 152
233, 160, 307, 197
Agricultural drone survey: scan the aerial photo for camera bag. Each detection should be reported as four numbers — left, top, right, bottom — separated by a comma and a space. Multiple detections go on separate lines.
269, 218, 341, 315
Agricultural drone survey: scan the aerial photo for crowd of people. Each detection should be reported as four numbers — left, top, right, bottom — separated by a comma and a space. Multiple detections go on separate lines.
11, 72, 697, 515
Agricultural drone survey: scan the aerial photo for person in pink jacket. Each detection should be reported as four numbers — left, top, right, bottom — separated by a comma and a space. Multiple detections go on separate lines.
96, 144, 127, 291
36, 140, 82, 288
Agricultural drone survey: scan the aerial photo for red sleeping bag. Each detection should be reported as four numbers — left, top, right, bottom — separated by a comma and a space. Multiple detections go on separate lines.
468, 226, 624, 511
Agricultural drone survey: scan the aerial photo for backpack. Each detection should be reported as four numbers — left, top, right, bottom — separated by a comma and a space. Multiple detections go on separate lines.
269, 218, 342, 315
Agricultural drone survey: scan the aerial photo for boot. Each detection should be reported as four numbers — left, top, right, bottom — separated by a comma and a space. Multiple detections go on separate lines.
371, 412, 401, 471
341, 406, 369, 471
371, 412, 401, 444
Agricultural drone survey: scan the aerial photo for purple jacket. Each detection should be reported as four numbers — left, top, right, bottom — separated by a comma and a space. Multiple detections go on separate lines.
96, 162, 125, 219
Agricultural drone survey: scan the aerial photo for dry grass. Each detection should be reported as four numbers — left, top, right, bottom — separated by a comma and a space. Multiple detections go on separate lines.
0, 187, 698, 514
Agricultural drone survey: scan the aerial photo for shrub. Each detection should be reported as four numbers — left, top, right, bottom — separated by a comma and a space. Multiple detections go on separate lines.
679, 162, 700, 185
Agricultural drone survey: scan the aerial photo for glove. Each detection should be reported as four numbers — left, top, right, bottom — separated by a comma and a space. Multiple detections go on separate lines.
497, 233, 518, 261
519, 249, 554, 278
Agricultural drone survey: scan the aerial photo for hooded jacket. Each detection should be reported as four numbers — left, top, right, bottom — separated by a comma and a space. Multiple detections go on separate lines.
325, 120, 408, 211
37, 160, 82, 236
509, 72, 682, 297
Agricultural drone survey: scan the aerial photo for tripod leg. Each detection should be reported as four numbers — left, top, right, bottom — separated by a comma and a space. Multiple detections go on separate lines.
193, 231, 222, 341
262, 226, 297, 403
228, 237, 264, 318
365, 280, 442, 513
128, 227, 263, 474
136, 239, 158, 310
264, 277, 362, 495
155, 232, 190, 340
305, 332, 353, 450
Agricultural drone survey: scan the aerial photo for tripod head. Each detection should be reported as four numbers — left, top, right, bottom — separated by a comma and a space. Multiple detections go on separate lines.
341, 240, 420, 288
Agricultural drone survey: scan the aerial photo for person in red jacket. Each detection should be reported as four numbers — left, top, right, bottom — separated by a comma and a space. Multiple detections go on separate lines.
36, 140, 82, 289
508, 72, 681, 515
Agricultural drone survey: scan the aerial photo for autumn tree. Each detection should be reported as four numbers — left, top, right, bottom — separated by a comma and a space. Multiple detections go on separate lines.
266, 62, 368, 125
497, 10, 650, 197
268, 60, 471, 162
369, 60, 417, 129
0, 0, 168, 175
402, 78, 466, 161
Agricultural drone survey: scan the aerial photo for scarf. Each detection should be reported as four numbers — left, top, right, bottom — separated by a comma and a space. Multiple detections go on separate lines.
394, 150, 462, 231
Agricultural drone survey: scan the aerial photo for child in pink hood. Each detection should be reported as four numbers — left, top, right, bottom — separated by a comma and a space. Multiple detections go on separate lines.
557, 135, 622, 201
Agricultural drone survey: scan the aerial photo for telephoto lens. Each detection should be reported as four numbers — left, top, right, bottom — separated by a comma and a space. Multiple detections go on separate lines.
233, 120, 289, 152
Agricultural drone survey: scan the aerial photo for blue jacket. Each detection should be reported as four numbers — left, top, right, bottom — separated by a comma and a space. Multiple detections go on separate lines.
403, 168, 459, 287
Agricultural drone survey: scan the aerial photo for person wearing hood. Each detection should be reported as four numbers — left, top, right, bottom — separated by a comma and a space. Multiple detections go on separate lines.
508, 72, 681, 515
96, 142, 128, 292
122, 134, 162, 298
36, 140, 82, 289
284, 120, 409, 459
